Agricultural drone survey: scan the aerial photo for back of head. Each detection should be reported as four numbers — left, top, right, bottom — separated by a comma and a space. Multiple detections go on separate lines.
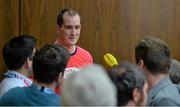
62, 64, 117, 106
169, 59, 180, 84
3, 34, 36, 70
109, 61, 146, 106
33, 44, 70, 84
135, 36, 171, 74
57, 8, 80, 27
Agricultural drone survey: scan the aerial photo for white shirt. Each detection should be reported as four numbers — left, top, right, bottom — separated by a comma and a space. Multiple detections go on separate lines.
64, 67, 80, 79
0, 70, 32, 98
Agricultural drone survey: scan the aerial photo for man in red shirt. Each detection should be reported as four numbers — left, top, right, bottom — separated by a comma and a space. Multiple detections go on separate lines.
55, 8, 93, 93
55, 8, 93, 78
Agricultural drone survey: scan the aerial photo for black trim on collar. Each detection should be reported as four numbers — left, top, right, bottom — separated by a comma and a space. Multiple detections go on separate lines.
70, 46, 77, 56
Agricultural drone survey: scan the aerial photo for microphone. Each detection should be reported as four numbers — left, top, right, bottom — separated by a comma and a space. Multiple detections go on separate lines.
104, 53, 118, 68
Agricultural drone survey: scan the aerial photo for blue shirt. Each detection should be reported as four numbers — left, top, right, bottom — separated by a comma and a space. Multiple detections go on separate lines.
147, 76, 180, 106
0, 84, 60, 106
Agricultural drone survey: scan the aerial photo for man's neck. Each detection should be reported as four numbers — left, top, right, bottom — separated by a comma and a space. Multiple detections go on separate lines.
55, 38, 76, 54
33, 81, 56, 91
146, 73, 168, 90
66, 45, 76, 54
17, 68, 29, 77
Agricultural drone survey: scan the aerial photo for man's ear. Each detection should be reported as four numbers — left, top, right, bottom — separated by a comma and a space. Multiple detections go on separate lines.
56, 25, 61, 34
138, 59, 145, 68
56, 72, 63, 85
132, 88, 141, 103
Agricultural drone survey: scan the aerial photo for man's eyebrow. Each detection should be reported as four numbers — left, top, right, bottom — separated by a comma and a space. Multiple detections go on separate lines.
63, 24, 81, 26
63, 25, 81, 28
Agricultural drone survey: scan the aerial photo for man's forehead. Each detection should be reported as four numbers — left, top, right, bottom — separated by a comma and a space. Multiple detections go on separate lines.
63, 16, 81, 25
63, 12, 80, 19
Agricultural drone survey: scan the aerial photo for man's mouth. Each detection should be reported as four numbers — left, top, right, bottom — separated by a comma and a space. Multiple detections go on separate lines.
69, 37, 75, 41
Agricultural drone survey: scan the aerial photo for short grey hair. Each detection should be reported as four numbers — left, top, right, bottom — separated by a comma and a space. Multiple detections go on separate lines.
61, 64, 117, 106
169, 59, 180, 84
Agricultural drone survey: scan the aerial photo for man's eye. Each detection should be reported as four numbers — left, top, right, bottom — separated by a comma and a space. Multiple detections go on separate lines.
64, 25, 72, 29
63, 25, 80, 30
75, 26, 80, 29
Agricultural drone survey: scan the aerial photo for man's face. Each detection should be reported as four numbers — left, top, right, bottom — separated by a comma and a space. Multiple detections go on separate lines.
58, 14, 81, 47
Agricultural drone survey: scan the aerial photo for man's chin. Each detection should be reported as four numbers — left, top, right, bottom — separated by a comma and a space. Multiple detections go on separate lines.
68, 42, 77, 46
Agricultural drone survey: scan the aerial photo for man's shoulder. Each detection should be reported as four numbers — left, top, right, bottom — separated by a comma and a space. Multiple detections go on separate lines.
154, 97, 180, 106
76, 46, 92, 58
66, 46, 93, 68
153, 77, 178, 94
0, 78, 24, 96
77, 46, 91, 54
0, 78, 25, 88
1, 77, 24, 85
2, 87, 25, 96
0, 87, 25, 105
155, 82, 179, 97
152, 84, 180, 106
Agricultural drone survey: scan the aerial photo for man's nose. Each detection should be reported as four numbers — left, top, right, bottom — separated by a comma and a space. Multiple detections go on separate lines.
71, 28, 76, 36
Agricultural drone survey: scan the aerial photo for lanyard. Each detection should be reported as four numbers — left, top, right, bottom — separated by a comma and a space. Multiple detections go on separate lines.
4, 71, 32, 87
30, 84, 54, 94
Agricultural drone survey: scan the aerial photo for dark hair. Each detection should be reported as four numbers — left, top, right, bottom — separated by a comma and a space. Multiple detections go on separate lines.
57, 8, 80, 27
2, 35, 36, 70
109, 61, 146, 106
169, 59, 180, 84
135, 36, 171, 74
33, 44, 70, 84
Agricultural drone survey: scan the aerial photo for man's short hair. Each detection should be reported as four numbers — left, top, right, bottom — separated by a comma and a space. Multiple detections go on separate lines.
3, 35, 36, 70
135, 36, 171, 74
169, 59, 180, 84
109, 61, 146, 106
57, 8, 80, 27
33, 44, 70, 84
61, 64, 117, 106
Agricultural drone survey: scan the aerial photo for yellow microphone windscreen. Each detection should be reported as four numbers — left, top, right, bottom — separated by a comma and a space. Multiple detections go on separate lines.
104, 53, 118, 68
